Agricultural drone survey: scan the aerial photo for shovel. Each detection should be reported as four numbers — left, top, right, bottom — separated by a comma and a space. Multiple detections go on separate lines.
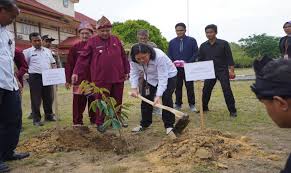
130, 93, 190, 135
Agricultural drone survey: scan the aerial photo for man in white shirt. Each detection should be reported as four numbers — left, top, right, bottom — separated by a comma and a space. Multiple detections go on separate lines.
23, 32, 57, 126
0, 0, 29, 172
42, 35, 62, 68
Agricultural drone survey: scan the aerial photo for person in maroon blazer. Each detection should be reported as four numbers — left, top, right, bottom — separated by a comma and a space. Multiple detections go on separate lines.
65, 21, 95, 126
14, 48, 28, 91
72, 16, 130, 133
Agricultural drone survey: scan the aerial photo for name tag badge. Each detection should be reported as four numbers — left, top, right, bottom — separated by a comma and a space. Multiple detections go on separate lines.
284, 54, 289, 60
145, 87, 150, 96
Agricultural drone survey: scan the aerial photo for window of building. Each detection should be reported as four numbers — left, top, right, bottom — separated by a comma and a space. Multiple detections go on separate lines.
20, 23, 38, 35
63, 0, 69, 8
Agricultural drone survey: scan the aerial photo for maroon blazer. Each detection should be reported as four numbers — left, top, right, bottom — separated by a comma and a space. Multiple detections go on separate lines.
14, 49, 28, 86
73, 35, 130, 84
65, 41, 89, 84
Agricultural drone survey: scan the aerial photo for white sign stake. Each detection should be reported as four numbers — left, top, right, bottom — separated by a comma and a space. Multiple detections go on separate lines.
184, 61, 216, 130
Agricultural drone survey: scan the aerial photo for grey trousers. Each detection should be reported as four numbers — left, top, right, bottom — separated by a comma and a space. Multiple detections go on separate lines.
28, 73, 54, 122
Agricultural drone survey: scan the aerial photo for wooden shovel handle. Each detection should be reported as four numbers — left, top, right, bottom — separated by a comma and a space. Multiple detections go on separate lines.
128, 92, 185, 118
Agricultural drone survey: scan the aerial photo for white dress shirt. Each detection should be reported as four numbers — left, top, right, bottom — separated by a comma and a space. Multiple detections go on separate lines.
0, 25, 19, 91
130, 48, 177, 96
23, 46, 56, 74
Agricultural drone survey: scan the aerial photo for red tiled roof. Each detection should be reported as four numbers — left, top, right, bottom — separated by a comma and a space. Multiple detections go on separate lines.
58, 36, 81, 49
20, 8, 66, 23
75, 11, 96, 27
17, 0, 63, 16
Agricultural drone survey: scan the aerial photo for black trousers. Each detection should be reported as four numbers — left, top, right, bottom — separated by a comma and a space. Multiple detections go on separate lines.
175, 68, 195, 106
281, 154, 291, 173
0, 89, 22, 161
140, 76, 177, 128
202, 70, 236, 113
28, 73, 54, 122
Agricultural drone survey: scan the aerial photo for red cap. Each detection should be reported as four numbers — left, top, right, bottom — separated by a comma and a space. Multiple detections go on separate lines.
78, 21, 94, 33
96, 16, 112, 29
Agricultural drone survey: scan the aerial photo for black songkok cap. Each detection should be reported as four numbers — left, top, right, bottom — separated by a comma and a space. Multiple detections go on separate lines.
251, 56, 291, 100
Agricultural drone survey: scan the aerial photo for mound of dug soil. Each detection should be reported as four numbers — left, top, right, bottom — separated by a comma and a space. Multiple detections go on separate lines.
147, 129, 275, 170
18, 127, 140, 155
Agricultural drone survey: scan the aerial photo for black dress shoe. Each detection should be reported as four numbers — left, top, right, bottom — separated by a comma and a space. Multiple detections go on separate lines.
197, 107, 209, 114
45, 115, 57, 122
33, 121, 44, 126
4, 152, 30, 161
203, 107, 210, 112
230, 112, 238, 118
0, 162, 10, 173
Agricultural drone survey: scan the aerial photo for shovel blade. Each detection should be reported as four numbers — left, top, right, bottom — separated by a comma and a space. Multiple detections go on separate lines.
173, 114, 190, 135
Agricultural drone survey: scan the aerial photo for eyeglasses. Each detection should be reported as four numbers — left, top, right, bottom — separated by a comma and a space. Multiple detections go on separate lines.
283, 25, 291, 29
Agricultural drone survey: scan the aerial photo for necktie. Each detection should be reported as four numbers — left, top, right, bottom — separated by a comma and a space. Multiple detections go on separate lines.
179, 39, 183, 53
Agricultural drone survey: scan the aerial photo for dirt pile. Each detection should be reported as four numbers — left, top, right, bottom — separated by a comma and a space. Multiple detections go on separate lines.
18, 127, 140, 155
147, 129, 273, 170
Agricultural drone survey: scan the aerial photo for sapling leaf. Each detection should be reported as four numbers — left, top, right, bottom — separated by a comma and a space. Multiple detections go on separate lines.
100, 88, 110, 94
123, 103, 134, 107
96, 100, 104, 113
121, 106, 130, 111
108, 107, 115, 118
109, 97, 117, 107
100, 100, 108, 110
121, 111, 129, 119
89, 100, 98, 112
103, 119, 112, 129
112, 118, 122, 129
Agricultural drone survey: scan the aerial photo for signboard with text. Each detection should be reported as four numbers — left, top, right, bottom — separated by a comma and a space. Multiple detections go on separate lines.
42, 68, 66, 86
184, 61, 216, 81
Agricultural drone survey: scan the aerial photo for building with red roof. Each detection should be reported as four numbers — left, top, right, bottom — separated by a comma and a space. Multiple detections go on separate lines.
9, 0, 96, 64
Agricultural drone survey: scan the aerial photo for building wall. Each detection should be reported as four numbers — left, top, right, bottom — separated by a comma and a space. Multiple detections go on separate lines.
36, 0, 75, 17
60, 32, 75, 42
16, 22, 39, 41
13, 18, 77, 44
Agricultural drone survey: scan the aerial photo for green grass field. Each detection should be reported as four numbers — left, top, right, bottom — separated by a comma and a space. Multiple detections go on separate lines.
12, 68, 291, 173
19, 68, 267, 142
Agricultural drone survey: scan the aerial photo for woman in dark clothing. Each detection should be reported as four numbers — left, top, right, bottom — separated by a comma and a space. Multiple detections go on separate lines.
129, 43, 177, 136
279, 21, 291, 59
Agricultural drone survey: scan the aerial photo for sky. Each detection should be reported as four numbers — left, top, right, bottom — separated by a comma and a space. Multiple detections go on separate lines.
75, 0, 290, 44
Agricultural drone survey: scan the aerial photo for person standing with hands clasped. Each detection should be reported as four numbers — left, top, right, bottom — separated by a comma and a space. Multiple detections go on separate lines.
130, 43, 177, 136
65, 21, 96, 126
279, 21, 291, 59
168, 23, 199, 112
72, 16, 130, 133
23, 32, 57, 126
199, 24, 237, 117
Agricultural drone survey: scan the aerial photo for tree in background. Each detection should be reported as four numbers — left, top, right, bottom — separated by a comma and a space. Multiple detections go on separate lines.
230, 43, 253, 68
112, 20, 168, 52
239, 34, 281, 59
